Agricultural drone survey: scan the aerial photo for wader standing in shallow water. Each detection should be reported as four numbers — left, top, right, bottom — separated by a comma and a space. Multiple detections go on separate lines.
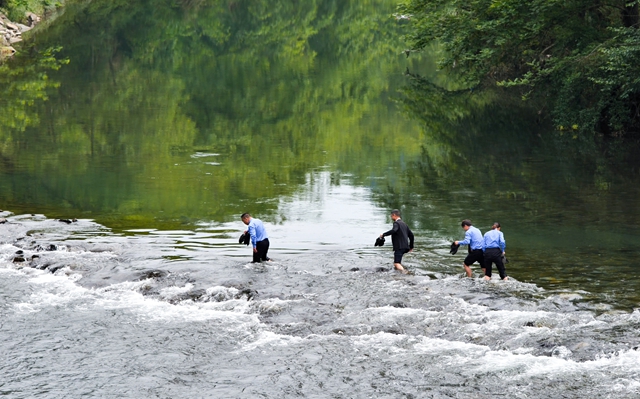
454, 219, 484, 277
483, 222, 508, 281
380, 209, 414, 273
241, 213, 270, 263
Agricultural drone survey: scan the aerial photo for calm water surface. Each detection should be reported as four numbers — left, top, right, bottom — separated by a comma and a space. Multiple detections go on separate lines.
1, 0, 640, 397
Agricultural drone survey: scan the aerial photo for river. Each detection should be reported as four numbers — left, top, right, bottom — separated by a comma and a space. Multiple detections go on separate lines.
1, 0, 640, 397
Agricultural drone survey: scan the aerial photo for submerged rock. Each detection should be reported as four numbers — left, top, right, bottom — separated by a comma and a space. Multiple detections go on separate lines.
167, 288, 207, 304
137, 270, 168, 280
48, 264, 66, 273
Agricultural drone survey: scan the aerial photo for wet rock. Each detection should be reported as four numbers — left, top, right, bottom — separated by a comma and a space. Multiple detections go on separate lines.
0, 217, 7, 224
570, 342, 591, 351
390, 301, 407, 308
236, 287, 257, 300
524, 321, 535, 327
138, 270, 168, 280
168, 288, 207, 304
58, 218, 78, 224
17, 23, 30, 32
4, 21, 18, 31
34, 244, 58, 251
47, 264, 66, 273
13, 255, 26, 263
35, 261, 52, 270
0, 46, 13, 57
375, 267, 389, 272
350, 267, 360, 272
31, 254, 40, 260
26, 12, 41, 27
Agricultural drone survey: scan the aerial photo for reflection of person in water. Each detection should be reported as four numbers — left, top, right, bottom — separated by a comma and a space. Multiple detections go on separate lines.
483, 222, 508, 281
454, 219, 484, 277
241, 213, 270, 263
380, 209, 414, 273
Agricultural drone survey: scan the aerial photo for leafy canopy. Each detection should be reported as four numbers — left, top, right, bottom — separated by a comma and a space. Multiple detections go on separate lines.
399, 0, 640, 138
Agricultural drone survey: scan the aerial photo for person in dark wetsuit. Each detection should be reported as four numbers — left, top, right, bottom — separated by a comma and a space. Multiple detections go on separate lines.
454, 219, 484, 277
482, 222, 508, 281
379, 209, 414, 273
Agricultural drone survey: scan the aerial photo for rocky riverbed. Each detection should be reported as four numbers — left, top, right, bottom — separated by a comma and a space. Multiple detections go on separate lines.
0, 11, 40, 61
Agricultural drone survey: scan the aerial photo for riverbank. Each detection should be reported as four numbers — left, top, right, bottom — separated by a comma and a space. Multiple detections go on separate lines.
0, 11, 40, 60
0, 0, 52, 62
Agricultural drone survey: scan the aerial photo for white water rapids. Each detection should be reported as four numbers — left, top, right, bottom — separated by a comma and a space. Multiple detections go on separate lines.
1, 179, 639, 398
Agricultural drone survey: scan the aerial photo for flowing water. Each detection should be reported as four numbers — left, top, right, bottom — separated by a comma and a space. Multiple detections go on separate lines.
2, 1, 640, 398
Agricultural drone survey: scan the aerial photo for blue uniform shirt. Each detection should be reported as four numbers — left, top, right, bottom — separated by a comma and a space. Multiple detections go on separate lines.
483, 229, 506, 252
248, 218, 268, 248
459, 225, 484, 250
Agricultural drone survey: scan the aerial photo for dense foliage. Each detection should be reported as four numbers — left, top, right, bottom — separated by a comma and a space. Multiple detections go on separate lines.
398, 0, 640, 140
0, 0, 58, 21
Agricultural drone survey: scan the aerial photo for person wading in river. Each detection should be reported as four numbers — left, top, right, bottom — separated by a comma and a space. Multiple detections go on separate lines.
482, 222, 508, 281
241, 213, 270, 263
454, 219, 484, 277
379, 209, 414, 273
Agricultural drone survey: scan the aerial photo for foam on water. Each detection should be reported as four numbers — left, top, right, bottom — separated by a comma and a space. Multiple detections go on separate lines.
3, 210, 640, 397
240, 331, 306, 352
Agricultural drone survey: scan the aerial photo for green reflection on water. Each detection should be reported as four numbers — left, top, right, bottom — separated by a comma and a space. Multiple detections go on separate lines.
0, 0, 423, 228
1, 0, 640, 309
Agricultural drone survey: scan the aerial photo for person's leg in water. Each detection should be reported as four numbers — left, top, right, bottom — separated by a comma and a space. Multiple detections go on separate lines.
463, 250, 483, 278
484, 259, 493, 280
495, 254, 507, 280
484, 248, 507, 280
464, 263, 473, 277
394, 249, 409, 274
255, 238, 270, 262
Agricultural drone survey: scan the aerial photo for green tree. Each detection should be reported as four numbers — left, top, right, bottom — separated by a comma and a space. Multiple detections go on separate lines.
398, 0, 640, 140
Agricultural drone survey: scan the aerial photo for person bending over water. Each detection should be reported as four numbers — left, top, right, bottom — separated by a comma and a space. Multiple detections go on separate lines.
454, 219, 484, 277
380, 209, 414, 273
483, 222, 508, 281
241, 213, 270, 263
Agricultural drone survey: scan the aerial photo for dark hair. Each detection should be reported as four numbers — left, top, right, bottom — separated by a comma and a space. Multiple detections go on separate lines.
241, 213, 251, 219
492, 222, 501, 229
461, 219, 472, 227
391, 209, 401, 217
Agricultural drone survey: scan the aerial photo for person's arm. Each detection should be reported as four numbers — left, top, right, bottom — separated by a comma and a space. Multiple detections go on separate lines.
408, 227, 415, 250
248, 223, 257, 248
381, 221, 399, 237
500, 232, 506, 253
456, 230, 471, 246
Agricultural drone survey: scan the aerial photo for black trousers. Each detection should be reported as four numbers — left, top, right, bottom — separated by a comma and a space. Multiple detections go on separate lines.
484, 248, 507, 279
253, 238, 270, 263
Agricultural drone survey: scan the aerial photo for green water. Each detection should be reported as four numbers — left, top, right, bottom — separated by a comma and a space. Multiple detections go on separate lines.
2, 0, 640, 309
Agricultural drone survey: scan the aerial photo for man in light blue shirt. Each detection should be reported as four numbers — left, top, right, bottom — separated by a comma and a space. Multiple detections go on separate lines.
454, 219, 484, 277
241, 213, 270, 262
482, 222, 508, 280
